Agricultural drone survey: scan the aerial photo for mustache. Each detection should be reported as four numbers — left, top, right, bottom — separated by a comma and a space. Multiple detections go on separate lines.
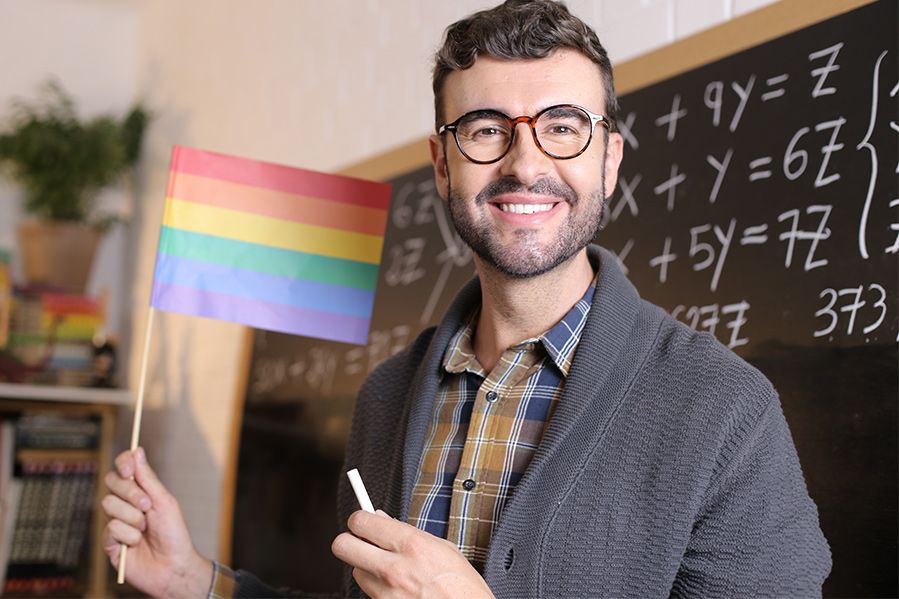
474, 177, 578, 206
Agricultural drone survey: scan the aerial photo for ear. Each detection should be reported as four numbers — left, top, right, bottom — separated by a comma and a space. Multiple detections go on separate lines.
603, 132, 624, 199
429, 134, 449, 200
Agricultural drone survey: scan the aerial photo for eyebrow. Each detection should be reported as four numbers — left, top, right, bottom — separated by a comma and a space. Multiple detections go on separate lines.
462, 103, 601, 118
459, 108, 509, 120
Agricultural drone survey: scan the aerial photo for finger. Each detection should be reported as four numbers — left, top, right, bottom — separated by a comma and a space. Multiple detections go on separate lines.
332, 531, 393, 574
114, 450, 137, 479
132, 447, 170, 504
106, 518, 143, 547
104, 471, 152, 511
352, 567, 383, 597
347, 509, 410, 552
101, 493, 147, 531
103, 527, 122, 565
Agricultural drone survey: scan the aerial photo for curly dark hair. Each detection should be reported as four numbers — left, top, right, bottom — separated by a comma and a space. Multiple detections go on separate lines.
432, 0, 617, 131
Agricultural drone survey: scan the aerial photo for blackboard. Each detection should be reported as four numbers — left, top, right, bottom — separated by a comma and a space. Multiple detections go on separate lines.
232, 1, 897, 595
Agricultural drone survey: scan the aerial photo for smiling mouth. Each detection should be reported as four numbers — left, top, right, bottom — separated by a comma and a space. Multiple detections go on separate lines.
496, 202, 558, 214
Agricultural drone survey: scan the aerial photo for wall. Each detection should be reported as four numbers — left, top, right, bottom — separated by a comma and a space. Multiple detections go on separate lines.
1, 0, 777, 563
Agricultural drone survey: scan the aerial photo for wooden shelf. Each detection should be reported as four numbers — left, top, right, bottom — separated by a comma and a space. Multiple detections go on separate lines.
0, 383, 131, 406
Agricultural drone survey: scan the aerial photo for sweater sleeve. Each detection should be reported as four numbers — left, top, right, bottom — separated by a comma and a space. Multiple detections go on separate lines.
229, 566, 343, 598
671, 393, 832, 598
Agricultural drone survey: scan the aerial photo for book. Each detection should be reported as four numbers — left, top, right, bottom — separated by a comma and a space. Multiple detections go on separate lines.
4, 458, 96, 595
0, 478, 22, 592
0, 419, 21, 591
1, 414, 100, 595
15, 414, 100, 451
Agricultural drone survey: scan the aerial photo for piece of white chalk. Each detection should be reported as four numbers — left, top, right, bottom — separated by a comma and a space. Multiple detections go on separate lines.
347, 468, 375, 513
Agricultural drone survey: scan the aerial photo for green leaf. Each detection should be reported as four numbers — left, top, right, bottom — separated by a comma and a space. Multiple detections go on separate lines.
0, 78, 150, 222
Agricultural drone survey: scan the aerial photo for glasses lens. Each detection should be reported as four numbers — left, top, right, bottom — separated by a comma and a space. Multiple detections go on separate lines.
455, 110, 513, 163
534, 106, 593, 158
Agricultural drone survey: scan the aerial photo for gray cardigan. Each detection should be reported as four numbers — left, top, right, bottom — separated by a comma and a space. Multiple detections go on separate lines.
238, 245, 831, 598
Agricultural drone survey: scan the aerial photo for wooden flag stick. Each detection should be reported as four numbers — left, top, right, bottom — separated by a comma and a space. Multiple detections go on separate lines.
117, 306, 156, 584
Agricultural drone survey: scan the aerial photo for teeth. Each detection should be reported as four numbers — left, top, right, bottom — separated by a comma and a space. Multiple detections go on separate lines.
499, 203, 555, 214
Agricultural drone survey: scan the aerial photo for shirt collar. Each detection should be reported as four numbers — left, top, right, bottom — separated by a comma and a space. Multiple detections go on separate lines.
443, 307, 485, 376
537, 277, 596, 376
442, 272, 598, 378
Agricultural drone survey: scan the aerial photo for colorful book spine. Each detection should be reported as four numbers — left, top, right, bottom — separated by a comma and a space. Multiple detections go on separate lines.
5, 290, 105, 384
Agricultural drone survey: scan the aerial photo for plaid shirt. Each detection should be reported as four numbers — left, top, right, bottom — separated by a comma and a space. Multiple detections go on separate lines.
208, 561, 238, 599
406, 281, 596, 572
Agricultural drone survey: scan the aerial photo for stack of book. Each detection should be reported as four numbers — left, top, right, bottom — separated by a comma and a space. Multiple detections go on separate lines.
0, 414, 99, 595
5, 291, 104, 386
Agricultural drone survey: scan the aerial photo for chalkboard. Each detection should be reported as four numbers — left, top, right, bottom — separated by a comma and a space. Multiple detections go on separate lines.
232, 1, 897, 595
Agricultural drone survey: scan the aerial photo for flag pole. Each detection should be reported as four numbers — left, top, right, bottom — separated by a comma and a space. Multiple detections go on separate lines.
117, 306, 156, 584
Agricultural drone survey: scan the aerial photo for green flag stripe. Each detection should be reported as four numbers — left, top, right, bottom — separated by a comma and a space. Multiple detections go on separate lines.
158, 226, 379, 291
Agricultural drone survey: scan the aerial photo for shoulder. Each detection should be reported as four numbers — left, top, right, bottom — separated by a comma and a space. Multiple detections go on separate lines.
343, 325, 440, 478
634, 300, 779, 443
638, 299, 773, 390
352, 326, 440, 420
600, 302, 799, 512
359, 326, 438, 395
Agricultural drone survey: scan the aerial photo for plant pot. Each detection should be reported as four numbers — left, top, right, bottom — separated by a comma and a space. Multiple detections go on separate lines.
17, 220, 102, 294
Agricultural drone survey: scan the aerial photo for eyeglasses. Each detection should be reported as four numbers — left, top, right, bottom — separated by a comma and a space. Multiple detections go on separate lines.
438, 103, 610, 165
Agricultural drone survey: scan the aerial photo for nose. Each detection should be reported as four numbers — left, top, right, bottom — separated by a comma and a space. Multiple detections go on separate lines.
498, 120, 552, 187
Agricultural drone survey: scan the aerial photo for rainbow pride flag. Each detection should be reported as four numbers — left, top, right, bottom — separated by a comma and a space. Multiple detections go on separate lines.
150, 146, 391, 345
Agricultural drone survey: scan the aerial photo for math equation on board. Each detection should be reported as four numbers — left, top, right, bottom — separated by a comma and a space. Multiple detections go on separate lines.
601, 11, 897, 354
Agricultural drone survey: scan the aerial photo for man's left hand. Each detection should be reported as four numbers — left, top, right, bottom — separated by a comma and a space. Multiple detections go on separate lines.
331, 510, 495, 598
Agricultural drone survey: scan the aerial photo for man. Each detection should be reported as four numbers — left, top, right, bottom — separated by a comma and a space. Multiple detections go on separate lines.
102, 1, 832, 597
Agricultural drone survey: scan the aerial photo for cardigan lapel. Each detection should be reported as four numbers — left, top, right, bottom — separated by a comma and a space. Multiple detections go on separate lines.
397, 275, 482, 520
489, 246, 644, 532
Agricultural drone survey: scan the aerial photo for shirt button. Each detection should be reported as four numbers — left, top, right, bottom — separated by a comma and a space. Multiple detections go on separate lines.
485, 390, 498, 402
462, 479, 476, 491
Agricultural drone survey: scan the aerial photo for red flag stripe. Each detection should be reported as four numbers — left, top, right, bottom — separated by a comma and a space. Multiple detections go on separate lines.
169, 146, 392, 211
168, 172, 388, 236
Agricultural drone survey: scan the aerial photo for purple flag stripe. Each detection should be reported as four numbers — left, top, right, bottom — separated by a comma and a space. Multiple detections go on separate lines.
151, 281, 370, 345
153, 252, 375, 317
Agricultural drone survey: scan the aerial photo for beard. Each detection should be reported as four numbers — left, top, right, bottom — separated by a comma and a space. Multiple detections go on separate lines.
447, 171, 607, 279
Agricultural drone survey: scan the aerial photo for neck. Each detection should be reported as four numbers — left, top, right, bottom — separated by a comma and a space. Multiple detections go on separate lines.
472, 248, 594, 371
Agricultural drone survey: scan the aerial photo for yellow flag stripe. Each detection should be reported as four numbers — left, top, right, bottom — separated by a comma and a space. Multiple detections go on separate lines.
163, 198, 384, 265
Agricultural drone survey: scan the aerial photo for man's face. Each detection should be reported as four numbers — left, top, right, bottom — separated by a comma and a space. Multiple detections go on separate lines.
429, 49, 624, 278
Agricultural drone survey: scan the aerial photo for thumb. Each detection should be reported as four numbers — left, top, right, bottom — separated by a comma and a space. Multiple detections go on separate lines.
132, 447, 170, 503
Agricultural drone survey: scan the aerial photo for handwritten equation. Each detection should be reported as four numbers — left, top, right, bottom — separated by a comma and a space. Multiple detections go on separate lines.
250, 324, 414, 397
605, 27, 897, 350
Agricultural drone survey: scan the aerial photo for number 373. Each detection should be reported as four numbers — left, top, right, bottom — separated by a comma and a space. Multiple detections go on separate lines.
814, 283, 890, 338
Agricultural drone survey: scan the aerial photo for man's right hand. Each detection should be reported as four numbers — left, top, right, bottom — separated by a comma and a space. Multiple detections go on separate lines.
102, 447, 213, 599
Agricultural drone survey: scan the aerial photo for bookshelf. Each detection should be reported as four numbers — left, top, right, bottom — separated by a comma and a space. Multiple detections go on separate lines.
0, 383, 130, 598
0, 385, 129, 406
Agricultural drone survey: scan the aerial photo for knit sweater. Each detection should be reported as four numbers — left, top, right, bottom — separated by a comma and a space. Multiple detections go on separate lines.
237, 245, 831, 598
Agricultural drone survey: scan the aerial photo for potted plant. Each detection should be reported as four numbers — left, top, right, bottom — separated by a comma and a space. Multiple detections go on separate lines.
0, 79, 148, 293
